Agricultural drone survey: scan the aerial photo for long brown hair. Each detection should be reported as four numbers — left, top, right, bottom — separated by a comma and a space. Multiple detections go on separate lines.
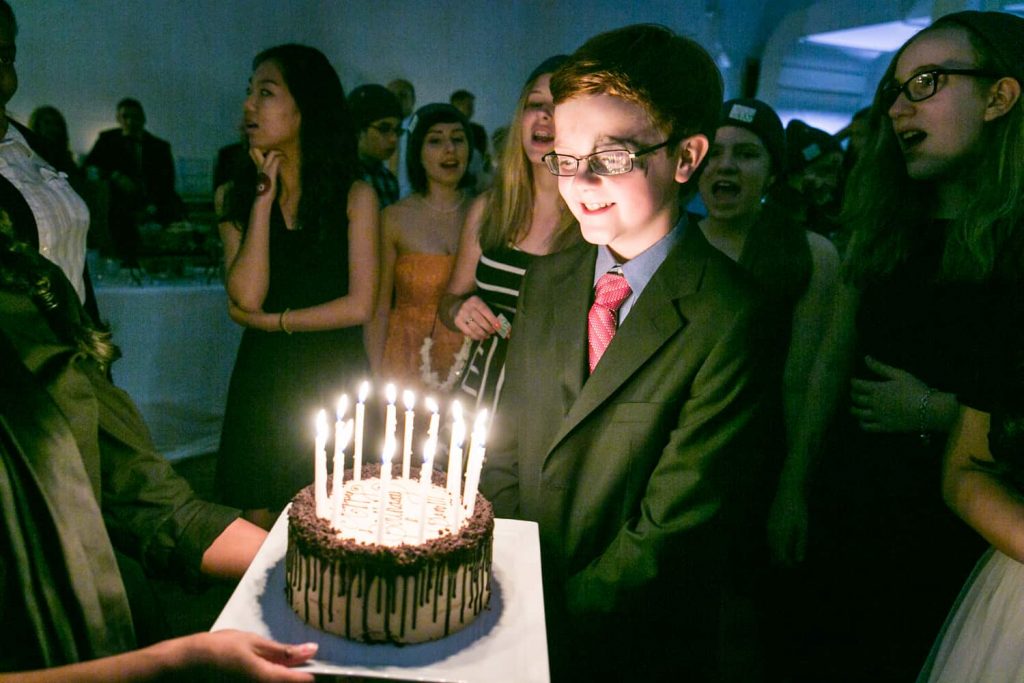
843, 20, 1024, 287
477, 72, 577, 253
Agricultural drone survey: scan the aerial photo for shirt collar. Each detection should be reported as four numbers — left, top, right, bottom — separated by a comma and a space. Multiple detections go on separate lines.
593, 213, 688, 295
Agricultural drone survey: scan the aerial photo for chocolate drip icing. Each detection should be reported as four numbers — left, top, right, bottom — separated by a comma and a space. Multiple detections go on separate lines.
285, 466, 494, 644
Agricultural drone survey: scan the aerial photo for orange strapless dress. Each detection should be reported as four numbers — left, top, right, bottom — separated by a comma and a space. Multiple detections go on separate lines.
381, 253, 465, 390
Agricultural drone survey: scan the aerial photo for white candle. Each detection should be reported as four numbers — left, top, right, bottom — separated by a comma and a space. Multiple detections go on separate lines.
446, 401, 465, 528
314, 409, 329, 519
354, 381, 369, 480
332, 395, 349, 499
401, 389, 415, 479
330, 419, 353, 529
377, 439, 395, 543
425, 397, 440, 464
418, 438, 435, 542
384, 384, 398, 466
462, 410, 488, 518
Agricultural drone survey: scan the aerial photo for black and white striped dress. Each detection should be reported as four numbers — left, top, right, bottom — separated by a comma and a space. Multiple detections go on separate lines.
456, 245, 534, 417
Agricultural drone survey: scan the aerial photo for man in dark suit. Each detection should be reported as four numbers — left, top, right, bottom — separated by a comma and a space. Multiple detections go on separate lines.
84, 98, 182, 264
479, 25, 764, 681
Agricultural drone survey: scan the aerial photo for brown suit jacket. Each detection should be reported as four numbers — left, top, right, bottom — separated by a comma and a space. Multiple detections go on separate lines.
481, 222, 764, 680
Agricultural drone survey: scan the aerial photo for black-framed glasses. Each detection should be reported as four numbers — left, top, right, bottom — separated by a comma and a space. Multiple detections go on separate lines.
542, 139, 673, 177
368, 122, 405, 136
881, 68, 1001, 108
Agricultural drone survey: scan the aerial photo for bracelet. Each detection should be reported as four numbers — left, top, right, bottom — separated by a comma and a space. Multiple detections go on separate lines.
279, 308, 293, 335
918, 387, 936, 446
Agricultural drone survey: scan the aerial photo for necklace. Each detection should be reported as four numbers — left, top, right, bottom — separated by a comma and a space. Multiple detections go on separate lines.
418, 193, 465, 214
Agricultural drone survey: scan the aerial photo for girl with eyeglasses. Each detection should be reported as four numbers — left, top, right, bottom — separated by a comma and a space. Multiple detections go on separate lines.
789, 12, 1024, 681
438, 56, 579, 418
215, 45, 378, 526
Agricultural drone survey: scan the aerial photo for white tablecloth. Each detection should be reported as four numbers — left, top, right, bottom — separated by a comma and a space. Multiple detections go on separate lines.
96, 279, 242, 461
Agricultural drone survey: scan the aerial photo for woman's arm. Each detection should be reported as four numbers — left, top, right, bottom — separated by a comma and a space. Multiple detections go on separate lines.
0, 631, 316, 683
439, 194, 500, 339
781, 233, 840, 455
223, 150, 280, 313
943, 406, 1024, 563
366, 203, 400, 375
768, 276, 858, 565
199, 517, 268, 580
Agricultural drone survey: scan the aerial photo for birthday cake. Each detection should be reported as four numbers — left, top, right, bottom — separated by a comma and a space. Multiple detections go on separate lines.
285, 400, 495, 645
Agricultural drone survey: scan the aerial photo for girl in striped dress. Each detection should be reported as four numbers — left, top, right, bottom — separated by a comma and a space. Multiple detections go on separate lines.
440, 56, 579, 418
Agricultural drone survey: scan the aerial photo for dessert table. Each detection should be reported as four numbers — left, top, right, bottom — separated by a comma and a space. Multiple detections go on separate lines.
213, 513, 550, 682
94, 268, 241, 460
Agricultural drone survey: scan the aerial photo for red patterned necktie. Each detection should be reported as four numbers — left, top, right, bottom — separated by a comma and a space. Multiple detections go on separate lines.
588, 271, 632, 373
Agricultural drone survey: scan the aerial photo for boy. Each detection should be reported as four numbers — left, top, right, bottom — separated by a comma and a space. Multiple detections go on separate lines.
480, 25, 763, 681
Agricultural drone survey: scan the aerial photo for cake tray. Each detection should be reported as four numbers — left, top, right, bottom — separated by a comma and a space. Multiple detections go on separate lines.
212, 509, 549, 682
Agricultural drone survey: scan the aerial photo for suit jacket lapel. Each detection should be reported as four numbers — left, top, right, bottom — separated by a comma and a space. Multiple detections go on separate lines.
550, 247, 592, 415
547, 225, 711, 456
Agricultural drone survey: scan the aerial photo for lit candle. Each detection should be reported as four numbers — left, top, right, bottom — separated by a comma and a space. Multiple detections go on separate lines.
377, 438, 395, 543
354, 381, 369, 481
314, 409, 329, 519
332, 395, 349, 499
401, 389, 415, 479
330, 419, 353, 529
446, 401, 465, 528
462, 410, 488, 518
384, 384, 398, 466
418, 437, 435, 542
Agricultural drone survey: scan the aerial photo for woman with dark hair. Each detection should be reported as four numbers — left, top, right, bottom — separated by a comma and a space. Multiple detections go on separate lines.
29, 105, 80, 182
367, 103, 472, 391
438, 56, 578, 417
791, 11, 1024, 680
215, 44, 378, 524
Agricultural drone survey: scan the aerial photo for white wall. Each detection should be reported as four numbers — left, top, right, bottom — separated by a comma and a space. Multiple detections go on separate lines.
11, 0, 765, 194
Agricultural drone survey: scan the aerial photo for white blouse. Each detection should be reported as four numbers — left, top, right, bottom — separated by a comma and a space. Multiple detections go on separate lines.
0, 125, 90, 303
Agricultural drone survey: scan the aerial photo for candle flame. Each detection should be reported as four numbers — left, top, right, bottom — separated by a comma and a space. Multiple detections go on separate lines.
403, 389, 415, 411
358, 380, 370, 402
337, 394, 349, 420
451, 400, 463, 421
316, 409, 328, 438
386, 383, 397, 404
426, 396, 439, 413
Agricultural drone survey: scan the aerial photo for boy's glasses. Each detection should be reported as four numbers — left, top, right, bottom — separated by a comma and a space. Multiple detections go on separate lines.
880, 68, 1000, 109
542, 139, 672, 177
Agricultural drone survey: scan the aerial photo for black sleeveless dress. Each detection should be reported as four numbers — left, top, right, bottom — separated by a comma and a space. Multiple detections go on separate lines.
216, 207, 369, 510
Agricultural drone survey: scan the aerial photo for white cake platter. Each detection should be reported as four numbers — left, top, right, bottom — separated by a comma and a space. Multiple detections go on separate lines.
212, 508, 549, 682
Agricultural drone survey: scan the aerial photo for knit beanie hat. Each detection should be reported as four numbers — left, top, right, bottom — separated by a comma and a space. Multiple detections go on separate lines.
348, 84, 403, 130
719, 98, 786, 175
785, 119, 841, 175
932, 11, 1024, 86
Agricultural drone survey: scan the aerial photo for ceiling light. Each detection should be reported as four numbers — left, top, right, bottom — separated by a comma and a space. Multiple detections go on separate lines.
804, 19, 930, 53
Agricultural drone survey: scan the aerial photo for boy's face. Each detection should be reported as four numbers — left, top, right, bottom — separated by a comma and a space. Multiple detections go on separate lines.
553, 94, 703, 261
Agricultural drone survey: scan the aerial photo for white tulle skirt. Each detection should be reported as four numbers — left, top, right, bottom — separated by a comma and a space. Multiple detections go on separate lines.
919, 547, 1024, 682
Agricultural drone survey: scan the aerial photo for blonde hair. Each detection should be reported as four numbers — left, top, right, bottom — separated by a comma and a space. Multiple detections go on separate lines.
477, 75, 577, 253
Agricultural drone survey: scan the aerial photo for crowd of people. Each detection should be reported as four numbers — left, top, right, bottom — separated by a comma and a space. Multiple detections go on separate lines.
3, 0, 1024, 680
